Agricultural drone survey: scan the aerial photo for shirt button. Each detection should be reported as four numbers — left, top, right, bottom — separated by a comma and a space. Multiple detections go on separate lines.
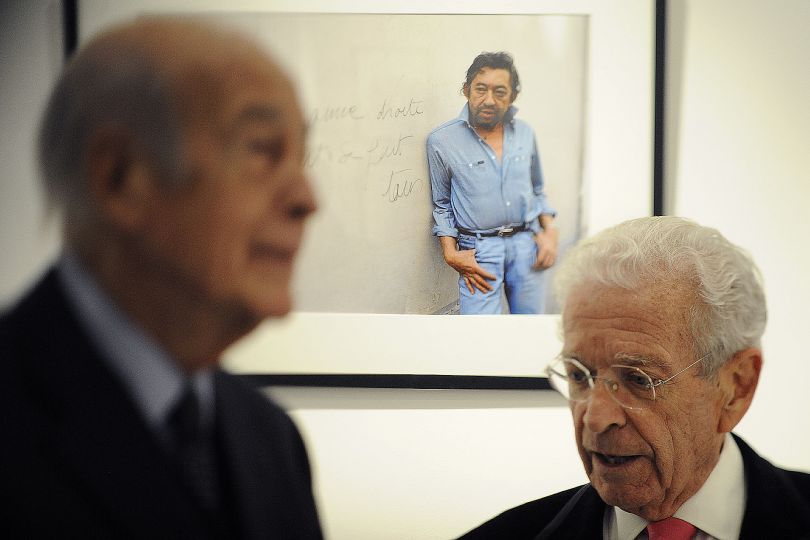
506, 201, 511, 206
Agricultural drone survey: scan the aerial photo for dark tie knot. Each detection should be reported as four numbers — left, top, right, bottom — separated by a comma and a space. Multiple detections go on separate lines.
169, 385, 203, 446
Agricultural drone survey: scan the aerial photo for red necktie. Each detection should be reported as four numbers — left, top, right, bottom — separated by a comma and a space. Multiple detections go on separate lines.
646, 517, 697, 540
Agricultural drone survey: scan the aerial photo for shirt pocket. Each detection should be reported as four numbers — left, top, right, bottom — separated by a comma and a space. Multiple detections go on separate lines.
453, 159, 497, 197
508, 153, 532, 183
511, 153, 531, 163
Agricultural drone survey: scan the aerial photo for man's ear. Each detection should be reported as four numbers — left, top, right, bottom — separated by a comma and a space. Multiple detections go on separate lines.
462, 83, 470, 99
85, 127, 156, 232
717, 348, 762, 433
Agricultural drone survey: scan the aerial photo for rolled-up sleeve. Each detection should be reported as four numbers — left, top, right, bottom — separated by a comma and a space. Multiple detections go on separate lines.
531, 137, 556, 218
427, 136, 458, 237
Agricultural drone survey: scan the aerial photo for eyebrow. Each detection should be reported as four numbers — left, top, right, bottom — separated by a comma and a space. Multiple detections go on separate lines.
613, 353, 665, 369
560, 352, 660, 365
236, 104, 281, 124
227, 104, 307, 140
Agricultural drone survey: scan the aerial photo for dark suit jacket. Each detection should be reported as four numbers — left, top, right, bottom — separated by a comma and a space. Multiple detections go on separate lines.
0, 269, 323, 539
457, 435, 810, 540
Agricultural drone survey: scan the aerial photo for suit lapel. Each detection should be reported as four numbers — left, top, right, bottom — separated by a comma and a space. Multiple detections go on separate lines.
537, 436, 810, 540
20, 271, 211, 538
215, 371, 324, 540
215, 372, 292, 540
735, 434, 810, 539
536, 485, 605, 540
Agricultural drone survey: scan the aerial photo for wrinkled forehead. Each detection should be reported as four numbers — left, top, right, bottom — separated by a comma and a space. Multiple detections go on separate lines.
560, 280, 698, 364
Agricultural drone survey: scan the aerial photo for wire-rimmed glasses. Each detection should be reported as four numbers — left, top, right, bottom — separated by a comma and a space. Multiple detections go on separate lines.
545, 354, 708, 410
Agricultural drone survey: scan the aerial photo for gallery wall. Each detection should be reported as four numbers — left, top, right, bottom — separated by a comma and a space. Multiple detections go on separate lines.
666, 0, 810, 470
0, 2, 61, 307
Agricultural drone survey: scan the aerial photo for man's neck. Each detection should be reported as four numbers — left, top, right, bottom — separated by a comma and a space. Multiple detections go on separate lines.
70, 235, 253, 373
474, 122, 504, 141
474, 121, 505, 162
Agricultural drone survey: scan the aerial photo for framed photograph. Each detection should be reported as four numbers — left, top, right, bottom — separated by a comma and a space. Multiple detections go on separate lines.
77, 0, 656, 385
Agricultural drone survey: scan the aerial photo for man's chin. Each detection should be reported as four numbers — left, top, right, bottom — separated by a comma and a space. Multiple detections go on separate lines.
474, 118, 499, 129
591, 481, 654, 514
253, 289, 294, 319
225, 290, 293, 337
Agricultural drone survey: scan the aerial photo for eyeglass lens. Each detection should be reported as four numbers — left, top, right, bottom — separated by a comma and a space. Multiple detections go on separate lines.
547, 359, 656, 408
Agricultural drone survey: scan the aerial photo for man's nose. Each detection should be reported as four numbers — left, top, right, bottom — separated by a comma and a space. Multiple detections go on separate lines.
282, 168, 318, 221
293, 173, 318, 220
582, 380, 627, 434
482, 90, 496, 104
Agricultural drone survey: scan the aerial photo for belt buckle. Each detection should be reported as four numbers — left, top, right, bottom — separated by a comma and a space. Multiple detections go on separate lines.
497, 227, 514, 237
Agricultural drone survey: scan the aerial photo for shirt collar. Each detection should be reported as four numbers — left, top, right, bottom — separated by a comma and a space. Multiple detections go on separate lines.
613, 433, 745, 539
458, 102, 518, 127
57, 252, 215, 440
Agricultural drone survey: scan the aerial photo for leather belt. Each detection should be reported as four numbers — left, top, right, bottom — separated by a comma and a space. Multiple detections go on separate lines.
457, 224, 528, 238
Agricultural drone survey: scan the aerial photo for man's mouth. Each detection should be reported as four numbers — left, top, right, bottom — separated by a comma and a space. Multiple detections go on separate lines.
251, 243, 296, 263
593, 452, 640, 466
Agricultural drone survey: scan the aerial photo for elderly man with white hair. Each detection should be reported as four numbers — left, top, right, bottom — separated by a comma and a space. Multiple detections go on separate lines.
459, 216, 810, 539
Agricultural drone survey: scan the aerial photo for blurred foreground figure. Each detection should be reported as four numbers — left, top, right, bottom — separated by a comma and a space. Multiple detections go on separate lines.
459, 217, 810, 539
1, 18, 322, 539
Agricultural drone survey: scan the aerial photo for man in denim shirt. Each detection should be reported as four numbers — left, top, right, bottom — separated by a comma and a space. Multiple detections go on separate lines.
427, 52, 558, 314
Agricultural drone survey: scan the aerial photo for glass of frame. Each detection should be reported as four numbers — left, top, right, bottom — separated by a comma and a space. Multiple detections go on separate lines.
77, 0, 655, 385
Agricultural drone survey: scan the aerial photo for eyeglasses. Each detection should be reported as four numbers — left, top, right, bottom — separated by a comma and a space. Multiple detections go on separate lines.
544, 354, 708, 410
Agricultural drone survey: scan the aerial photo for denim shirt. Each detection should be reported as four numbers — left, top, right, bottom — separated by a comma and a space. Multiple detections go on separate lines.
426, 104, 555, 237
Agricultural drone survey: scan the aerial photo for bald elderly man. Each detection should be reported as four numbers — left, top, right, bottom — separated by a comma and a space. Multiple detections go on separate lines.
459, 217, 810, 539
1, 19, 322, 539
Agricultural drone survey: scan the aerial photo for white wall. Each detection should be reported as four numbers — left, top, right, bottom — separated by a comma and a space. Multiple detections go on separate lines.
3, 1, 810, 540
666, 0, 810, 470
0, 1, 62, 307
270, 388, 585, 540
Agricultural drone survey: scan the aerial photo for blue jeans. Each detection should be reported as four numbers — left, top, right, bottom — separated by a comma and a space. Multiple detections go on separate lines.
456, 231, 546, 314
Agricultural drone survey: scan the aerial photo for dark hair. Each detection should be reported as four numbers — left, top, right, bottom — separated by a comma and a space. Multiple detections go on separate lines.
462, 51, 521, 100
